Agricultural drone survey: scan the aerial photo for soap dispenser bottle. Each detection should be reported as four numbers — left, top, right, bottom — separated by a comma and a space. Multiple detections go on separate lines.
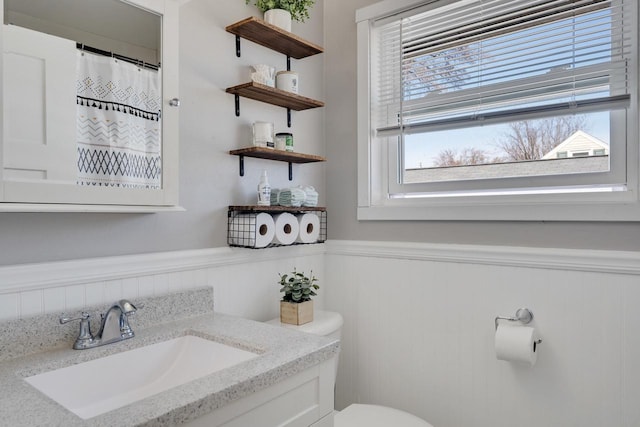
257, 170, 271, 206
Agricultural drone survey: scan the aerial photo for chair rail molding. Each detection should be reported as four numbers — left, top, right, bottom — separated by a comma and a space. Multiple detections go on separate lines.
0, 244, 325, 293
2, 239, 639, 294
325, 240, 640, 276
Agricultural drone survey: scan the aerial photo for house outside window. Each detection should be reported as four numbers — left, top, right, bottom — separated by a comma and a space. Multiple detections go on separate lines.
356, 0, 639, 221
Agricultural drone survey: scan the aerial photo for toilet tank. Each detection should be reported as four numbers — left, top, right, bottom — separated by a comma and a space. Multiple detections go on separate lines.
266, 310, 344, 339
266, 310, 344, 381
267, 310, 344, 340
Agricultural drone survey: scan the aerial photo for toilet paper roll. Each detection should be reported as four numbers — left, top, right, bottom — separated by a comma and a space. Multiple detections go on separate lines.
230, 213, 275, 248
495, 325, 540, 366
296, 213, 320, 243
273, 212, 300, 245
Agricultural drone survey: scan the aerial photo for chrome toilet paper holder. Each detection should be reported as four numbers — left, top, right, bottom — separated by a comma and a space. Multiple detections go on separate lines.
495, 308, 542, 344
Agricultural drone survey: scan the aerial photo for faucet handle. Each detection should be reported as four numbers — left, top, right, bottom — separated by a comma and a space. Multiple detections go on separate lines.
59, 311, 91, 324
59, 312, 96, 350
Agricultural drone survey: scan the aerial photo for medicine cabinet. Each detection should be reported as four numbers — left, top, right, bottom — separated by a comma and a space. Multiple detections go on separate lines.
0, 0, 180, 212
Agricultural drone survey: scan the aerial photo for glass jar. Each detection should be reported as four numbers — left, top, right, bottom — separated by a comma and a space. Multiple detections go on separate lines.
275, 132, 293, 151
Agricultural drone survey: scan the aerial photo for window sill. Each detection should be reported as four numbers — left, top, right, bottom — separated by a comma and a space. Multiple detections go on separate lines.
358, 189, 640, 221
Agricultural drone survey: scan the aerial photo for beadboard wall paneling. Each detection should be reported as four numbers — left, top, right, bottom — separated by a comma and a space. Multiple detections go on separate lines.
2, 240, 638, 426
324, 240, 640, 427
0, 245, 325, 322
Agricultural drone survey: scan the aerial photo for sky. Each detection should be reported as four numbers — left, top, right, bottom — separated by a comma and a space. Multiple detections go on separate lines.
404, 111, 610, 169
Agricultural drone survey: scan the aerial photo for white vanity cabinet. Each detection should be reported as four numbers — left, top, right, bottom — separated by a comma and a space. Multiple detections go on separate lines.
0, 0, 180, 212
185, 357, 336, 427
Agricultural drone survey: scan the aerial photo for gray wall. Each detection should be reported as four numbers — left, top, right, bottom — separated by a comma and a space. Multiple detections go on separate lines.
0, 0, 325, 266
2, 0, 640, 268
324, 0, 640, 251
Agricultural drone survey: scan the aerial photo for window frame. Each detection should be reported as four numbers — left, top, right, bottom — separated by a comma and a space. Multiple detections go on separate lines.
356, 0, 640, 221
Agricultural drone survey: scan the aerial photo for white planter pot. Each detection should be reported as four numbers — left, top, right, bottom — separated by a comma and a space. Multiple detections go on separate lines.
264, 9, 292, 33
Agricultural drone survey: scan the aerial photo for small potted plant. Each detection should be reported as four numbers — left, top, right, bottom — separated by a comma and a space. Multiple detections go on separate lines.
245, 0, 315, 32
278, 269, 319, 325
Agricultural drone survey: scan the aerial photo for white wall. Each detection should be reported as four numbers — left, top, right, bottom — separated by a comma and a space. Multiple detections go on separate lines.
325, 240, 640, 427
0, 245, 325, 322
4, 240, 638, 427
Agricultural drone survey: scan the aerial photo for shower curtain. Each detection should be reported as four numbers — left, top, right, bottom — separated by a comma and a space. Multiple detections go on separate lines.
76, 50, 161, 188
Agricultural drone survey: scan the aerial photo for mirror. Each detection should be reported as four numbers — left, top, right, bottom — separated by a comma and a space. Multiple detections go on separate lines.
0, 0, 179, 210
4, 0, 161, 64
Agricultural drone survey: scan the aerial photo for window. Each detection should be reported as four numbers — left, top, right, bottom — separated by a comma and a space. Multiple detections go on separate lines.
357, 0, 639, 221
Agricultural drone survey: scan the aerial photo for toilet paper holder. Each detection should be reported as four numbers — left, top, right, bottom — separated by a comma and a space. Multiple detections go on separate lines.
495, 308, 542, 344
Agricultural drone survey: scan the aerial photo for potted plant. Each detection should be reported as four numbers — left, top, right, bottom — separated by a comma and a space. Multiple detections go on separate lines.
245, 0, 315, 32
278, 269, 319, 325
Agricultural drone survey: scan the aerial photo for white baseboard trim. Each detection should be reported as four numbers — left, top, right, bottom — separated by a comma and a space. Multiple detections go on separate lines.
325, 240, 640, 275
0, 244, 325, 293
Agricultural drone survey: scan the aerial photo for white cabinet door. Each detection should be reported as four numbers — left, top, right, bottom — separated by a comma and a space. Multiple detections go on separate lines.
3, 25, 76, 183
185, 358, 336, 427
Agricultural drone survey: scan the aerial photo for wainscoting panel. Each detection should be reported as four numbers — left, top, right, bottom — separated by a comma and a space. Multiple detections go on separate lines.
2, 239, 638, 426
325, 240, 640, 427
0, 245, 325, 322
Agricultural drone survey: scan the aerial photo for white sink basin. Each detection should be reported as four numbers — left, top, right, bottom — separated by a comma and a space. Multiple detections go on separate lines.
25, 335, 259, 419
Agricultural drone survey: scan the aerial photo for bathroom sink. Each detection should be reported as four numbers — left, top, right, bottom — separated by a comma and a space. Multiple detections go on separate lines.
24, 335, 259, 419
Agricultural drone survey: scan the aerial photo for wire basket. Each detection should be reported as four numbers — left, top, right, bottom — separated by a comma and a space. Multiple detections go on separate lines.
227, 207, 326, 249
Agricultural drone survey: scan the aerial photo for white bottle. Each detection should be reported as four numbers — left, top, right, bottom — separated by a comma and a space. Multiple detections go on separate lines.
257, 170, 271, 206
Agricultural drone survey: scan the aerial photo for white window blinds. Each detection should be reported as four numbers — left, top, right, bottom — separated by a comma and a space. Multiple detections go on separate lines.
373, 0, 632, 136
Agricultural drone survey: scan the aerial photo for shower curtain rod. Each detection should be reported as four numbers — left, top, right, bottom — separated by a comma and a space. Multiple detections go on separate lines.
76, 43, 160, 71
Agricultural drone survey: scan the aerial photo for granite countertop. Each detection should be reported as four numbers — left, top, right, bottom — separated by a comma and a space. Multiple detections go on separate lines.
0, 289, 339, 426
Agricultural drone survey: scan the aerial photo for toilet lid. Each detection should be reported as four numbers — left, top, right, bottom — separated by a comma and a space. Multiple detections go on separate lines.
334, 404, 433, 427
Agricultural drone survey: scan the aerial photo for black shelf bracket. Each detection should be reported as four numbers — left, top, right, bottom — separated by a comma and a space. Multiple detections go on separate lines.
235, 35, 241, 57
234, 94, 240, 117
287, 108, 292, 127
238, 155, 245, 176
286, 55, 291, 71
236, 155, 293, 180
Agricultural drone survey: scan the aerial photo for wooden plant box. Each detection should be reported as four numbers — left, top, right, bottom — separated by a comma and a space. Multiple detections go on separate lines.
280, 300, 313, 325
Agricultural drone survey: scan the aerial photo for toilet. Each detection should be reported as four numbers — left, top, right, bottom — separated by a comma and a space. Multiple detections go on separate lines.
266, 310, 433, 426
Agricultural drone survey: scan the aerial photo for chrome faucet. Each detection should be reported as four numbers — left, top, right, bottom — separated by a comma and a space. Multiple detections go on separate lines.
60, 299, 140, 350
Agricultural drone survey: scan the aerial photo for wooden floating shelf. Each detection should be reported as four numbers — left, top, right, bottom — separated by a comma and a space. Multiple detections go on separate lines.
226, 82, 324, 111
226, 17, 323, 59
230, 147, 326, 163
229, 147, 325, 181
229, 205, 326, 212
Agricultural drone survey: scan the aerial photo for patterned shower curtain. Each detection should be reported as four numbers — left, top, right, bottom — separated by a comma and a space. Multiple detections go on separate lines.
76, 50, 161, 188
